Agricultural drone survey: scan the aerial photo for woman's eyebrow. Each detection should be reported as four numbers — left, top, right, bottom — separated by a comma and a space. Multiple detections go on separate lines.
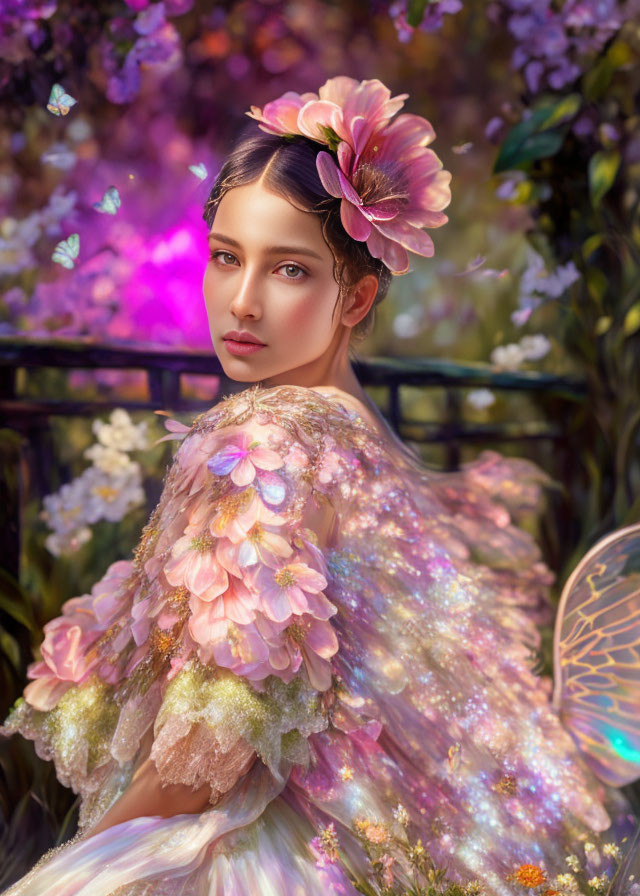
208, 232, 323, 260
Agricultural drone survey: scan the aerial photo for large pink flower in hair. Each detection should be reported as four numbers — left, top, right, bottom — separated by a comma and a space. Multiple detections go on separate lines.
298, 77, 408, 154
315, 115, 452, 275
245, 75, 452, 275
247, 77, 407, 156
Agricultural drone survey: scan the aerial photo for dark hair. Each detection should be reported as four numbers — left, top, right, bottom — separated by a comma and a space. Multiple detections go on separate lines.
203, 122, 392, 344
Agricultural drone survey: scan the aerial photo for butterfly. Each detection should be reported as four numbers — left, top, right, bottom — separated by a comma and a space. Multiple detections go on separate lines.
93, 186, 121, 215
52, 233, 80, 269
46, 83, 78, 116
189, 163, 208, 181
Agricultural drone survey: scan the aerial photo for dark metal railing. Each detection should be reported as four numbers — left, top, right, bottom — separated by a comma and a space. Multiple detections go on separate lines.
0, 337, 587, 581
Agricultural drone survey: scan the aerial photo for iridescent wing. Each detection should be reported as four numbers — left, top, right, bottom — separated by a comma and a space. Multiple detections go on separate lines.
51, 233, 80, 269
189, 162, 208, 180
552, 522, 640, 787
46, 83, 77, 116
93, 186, 121, 215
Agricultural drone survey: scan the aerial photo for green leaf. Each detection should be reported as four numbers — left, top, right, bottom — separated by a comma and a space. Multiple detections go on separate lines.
594, 316, 612, 336
0, 568, 35, 631
623, 302, 640, 337
495, 131, 566, 173
493, 95, 582, 173
581, 56, 614, 101
582, 234, 604, 261
589, 150, 621, 209
407, 0, 428, 27
540, 93, 582, 128
585, 267, 608, 305
0, 627, 21, 671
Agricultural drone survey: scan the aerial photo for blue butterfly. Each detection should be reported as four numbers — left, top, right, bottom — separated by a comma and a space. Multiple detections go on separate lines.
47, 83, 78, 117
52, 233, 80, 269
93, 186, 121, 215
189, 163, 208, 181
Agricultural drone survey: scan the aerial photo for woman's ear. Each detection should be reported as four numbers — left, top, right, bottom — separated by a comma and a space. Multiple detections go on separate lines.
341, 273, 379, 328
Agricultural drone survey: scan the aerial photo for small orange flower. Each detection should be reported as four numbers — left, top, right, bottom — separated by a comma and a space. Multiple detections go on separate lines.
543, 889, 560, 896
364, 822, 389, 844
508, 864, 547, 888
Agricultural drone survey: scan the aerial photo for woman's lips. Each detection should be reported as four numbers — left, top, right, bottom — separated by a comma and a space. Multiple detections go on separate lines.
223, 338, 266, 356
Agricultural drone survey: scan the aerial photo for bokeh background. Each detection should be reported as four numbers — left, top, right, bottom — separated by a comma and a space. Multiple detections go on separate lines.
1, 0, 639, 881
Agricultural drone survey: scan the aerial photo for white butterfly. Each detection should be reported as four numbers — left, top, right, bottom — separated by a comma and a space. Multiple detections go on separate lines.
93, 186, 121, 215
52, 233, 80, 269
47, 83, 78, 117
189, 163, 208, 181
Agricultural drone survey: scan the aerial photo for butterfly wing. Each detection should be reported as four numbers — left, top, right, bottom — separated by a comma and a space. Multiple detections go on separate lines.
93, 186, 121, 215
552, 522, 640, 787
52, 233, 80, 269
47, 83, 77, 116
189, 163, 208, 180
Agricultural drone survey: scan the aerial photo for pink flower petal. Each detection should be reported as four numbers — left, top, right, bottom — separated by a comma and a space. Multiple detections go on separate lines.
249, 445, 284, 471
304, 590, 338, 620
260, 583, 294, 623
290, 563, 328, 592
231, 456, 256, 487
316, 152, 342, 198
186, 549, 228, 596
340, 201, 371, 242
297, 99, 343, 143
304, 617, 340, 657
318, 75, 359, 105
337, 141, 354, 177
286, 584, 310, 615
366, 226, 410, 275
301, 645, 332, 690
375, 220, 435, 257
23, 676, 74, 711
336, 169, 362, 206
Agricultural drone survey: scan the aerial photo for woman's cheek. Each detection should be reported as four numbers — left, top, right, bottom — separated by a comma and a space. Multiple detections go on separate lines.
284, 287, 334, 340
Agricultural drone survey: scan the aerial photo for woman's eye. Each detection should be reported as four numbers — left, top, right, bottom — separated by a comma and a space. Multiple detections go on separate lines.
210, 250, 237, 266
278, 263, 306, 280
209, 252, 306, 280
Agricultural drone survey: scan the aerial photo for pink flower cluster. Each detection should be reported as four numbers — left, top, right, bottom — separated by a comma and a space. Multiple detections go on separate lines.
163, 430, 339, 691
246, 76, 452, 275
23, 560, 134, 711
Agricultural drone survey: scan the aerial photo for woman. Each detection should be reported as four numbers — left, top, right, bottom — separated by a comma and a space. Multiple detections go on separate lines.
2, 76, 639, 896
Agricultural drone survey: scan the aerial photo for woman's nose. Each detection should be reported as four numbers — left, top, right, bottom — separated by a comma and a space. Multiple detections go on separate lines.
229, 267, 262, 318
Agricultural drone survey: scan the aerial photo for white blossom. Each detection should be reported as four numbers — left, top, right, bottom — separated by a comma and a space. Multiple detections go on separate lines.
519, 247, 580, 301
92, 408, 149, 452
490, 343, 525, 370
41, 476, 93, 535
81, 465, 146, 523
518, 334, 551, 360
45, 526, 92, 557
466, 388, 496, 410
84, 443, 139, 475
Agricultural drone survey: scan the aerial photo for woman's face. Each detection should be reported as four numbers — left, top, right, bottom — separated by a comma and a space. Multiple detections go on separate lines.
203, 177, 369, 387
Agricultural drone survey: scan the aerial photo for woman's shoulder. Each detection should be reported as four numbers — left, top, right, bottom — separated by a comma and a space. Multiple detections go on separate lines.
189, 382, 370, 443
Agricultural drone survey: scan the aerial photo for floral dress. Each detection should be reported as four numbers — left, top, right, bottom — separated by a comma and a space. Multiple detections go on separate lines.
2, 383, 639, 896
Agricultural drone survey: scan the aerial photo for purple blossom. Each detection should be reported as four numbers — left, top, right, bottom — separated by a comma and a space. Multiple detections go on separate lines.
389, 0, 463, 42
502, 0, 637, 96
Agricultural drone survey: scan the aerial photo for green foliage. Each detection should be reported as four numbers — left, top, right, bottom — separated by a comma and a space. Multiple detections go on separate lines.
492, 29, 640, 585
493, 94, 582, 173
589, 149, 621, 209
406, 0, 440, 28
